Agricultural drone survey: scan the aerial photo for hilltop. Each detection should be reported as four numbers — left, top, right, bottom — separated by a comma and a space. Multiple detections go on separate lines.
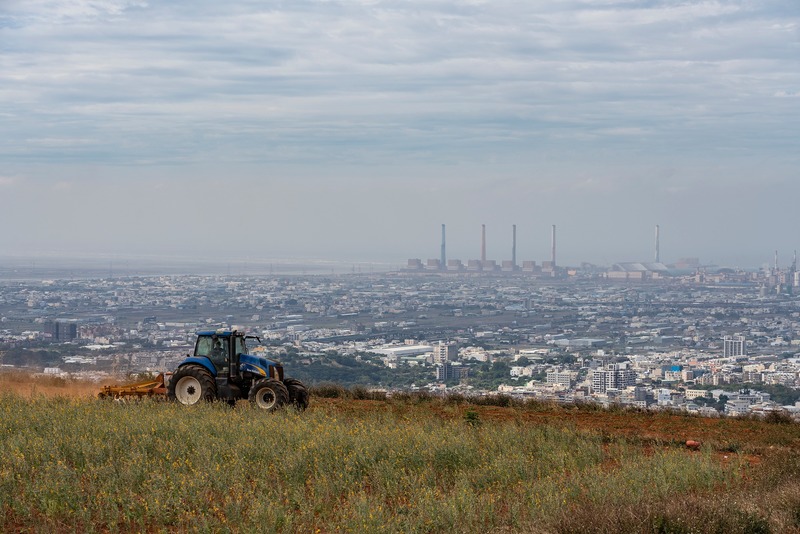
1, 375, 799, 533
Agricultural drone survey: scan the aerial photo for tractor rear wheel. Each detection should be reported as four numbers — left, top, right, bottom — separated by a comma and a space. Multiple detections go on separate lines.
168, 365, 217, 405
284, 378, 309, 411
248, 378, 289, 412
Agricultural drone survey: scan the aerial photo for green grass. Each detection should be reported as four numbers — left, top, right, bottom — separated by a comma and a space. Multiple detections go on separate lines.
0, 393, 797, 533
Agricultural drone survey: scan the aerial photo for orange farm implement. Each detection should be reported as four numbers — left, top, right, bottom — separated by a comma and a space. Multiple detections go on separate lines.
98, 373, 170, 400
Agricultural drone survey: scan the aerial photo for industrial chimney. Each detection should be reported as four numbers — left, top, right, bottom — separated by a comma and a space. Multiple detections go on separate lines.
551, 225, 556, 267
481, 224, 487, 262
512, 224, 517, 266
655, 224, 660, 263
440, 224, 446, 269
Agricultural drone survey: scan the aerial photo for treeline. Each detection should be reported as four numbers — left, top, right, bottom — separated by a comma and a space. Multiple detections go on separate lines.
0, 348, 62, 367
277, 349, 514, 389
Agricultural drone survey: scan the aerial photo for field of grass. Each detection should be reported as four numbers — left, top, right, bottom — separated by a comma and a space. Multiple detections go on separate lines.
1, 378, 799, 532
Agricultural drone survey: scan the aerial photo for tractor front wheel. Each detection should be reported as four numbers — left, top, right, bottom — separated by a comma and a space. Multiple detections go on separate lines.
248, 378, 289, 412
168, 365, 217, 405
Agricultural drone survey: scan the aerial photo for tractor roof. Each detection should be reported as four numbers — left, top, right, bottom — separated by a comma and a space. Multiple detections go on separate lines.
196, 329, 244, 337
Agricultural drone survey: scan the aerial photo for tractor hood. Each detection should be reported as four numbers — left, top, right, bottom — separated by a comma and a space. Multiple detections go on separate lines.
239, 353, 282, 377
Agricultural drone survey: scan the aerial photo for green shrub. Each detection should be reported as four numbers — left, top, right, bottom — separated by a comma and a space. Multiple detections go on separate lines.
463, 409, 481, 427
473, 393, 517, 407
763, 410, 794, 425
309, 382, 348, 398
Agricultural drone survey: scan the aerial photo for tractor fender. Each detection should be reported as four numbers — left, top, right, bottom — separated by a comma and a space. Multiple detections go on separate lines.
176, 357, 217, 377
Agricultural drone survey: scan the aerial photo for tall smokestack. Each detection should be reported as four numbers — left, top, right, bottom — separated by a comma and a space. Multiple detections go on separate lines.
551, 225, 556, 267
655, 224, 660, 263
775, 250, 779, 272
481, 224, 486, 262
440, 224, 446, 269
512, 224, 517, 266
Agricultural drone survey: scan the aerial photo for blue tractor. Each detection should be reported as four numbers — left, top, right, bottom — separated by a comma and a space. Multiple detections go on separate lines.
166, 329, 308, 411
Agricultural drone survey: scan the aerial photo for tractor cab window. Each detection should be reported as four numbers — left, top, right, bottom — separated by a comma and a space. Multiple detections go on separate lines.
196, 336, 228, 374
195, 336, 213, 358
209, 338, 228, 372
234, 336, 246, 356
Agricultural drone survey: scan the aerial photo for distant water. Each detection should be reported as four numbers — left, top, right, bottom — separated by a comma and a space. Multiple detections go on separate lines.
0, 255, 396, 280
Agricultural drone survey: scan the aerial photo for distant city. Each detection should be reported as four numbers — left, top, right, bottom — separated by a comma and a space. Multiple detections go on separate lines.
1, 249, 799, 420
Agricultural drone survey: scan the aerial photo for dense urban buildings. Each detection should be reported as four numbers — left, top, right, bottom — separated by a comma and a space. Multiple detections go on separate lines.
1, 257, 799, 419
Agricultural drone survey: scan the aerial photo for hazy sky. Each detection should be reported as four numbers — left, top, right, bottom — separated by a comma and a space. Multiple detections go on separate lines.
1, 0, 798, 268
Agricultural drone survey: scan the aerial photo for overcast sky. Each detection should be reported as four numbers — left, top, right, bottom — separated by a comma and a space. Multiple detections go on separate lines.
1, 0, 798, 269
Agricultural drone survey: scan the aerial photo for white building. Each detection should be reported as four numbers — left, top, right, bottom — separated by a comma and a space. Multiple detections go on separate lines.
432, 342, 458, 364
725, 399, 751, 416
685, 389, 710, 400
723, 335, 746, 358
592, 364, 637, 394
371, 344, 433, 358
511, 365, 536, 378
547, 371, 576, 388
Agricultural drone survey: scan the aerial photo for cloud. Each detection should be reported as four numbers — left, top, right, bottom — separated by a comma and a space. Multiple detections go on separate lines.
52, 181, 73, 191
25, 137, 97, 147
0, 0, 798, 264
4, 0, 147, 22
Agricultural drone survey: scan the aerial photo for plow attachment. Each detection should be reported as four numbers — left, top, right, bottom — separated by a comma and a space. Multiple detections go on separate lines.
98, 373, 170, 400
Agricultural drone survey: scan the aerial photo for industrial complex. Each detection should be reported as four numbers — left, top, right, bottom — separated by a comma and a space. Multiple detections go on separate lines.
405, 224, 800, 289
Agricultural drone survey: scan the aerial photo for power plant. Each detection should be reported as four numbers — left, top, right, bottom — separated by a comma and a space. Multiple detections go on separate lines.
406, 223, 668, 279
406, 224, 560, 276
606, 224, 670, 281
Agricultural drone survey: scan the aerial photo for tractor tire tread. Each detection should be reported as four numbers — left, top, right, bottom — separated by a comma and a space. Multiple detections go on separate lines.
284, 377, 309, 411
248, 378, 289, 412
167, 364, 217, 404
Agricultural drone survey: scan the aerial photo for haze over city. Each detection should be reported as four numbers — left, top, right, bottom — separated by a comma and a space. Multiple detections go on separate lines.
1, 1, 798, 268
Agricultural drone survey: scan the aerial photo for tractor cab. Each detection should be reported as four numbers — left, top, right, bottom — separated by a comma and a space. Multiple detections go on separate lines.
193, 331, 250, 376
190, 330, 253, 380
194, 334, 228, 373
